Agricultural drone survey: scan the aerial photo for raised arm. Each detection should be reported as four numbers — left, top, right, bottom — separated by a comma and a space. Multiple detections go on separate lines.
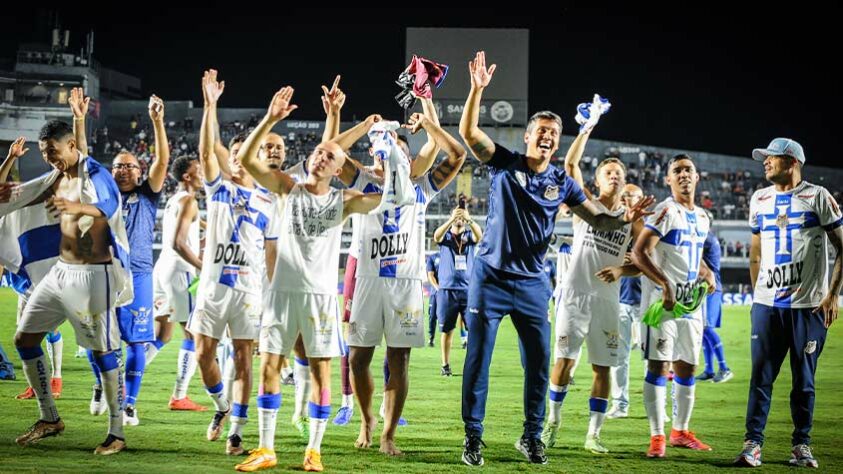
332, 114, 382, 186
173, 195, 202, 271
405, 113, 465, 190
571, 194, 655, 231
200, 70, 224, 184
321, 75, 344, 142
465, 208, 483, 241
147, 95, 170, 192
458, 51, 497, 163
68, 87, 90, 157
410, 96, 441, 179
240, 87, 299, 196
1, 137, 27, 183
563, 130, 592, 194
434, 209, 461, 243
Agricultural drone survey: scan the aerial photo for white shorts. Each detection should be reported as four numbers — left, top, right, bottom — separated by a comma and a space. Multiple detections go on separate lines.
260, 290, 344, 358
348, 277, 424, 348
153, 262, 195, 323
188, 282, 261, 341
18, 262, 122, 352
641, 312, 703, 365
554, 288, 621, 367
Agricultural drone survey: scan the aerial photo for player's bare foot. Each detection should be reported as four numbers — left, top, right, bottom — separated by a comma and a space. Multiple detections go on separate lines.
354, 415, 377, 449
379, 436, 404, 456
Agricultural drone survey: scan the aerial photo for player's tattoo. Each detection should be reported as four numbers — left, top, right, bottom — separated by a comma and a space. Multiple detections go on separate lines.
78, 230, 94, 257
432, 158, 460, 188
470, 140, 493, 159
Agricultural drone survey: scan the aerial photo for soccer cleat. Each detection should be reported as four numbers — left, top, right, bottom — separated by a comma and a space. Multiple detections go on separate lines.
670, 429, 712, 451
293, 416, 309, 439
94, 434, 126, 455
0, 368, 15, 380
303, 448, 324, 472
695, 372, 715, 382
235, 447, 277, 472
606, 406, 628, 419
585, 434, 609, 454
15, 419, 65, 446
50, 378, 62, 398
541, 423, 559, 448
332, 406, 353, 426
15, 386, 35, 400
515, 436, 548, 464
734, 439, 762, 467
441, 364, 453, 377
226, 434, 245, 456
647, 435, 666, 458
207, 408, 231, 441
123, 405, 139, 426
281, 373, 296, 386
461, 339, 468, 349
713, 369, 734, 384
789, 444, 818, 468
90, 385, 108, 415
462, 434, 486, 466
169, 396, 208, 411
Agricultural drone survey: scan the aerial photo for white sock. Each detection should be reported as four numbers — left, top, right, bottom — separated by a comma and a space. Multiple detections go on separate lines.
547, 383, 568, 427
48, 337, 63, 378
229, 403, 248, 438
222, 353, 236, 404
281, 365, 293, 380
258, 408, 278, 450
643, 374, 667, 436
20, 349, 59, 422
672, 380, 695, 432
342, 394, 354, 409
587, 397, 609, 437
206, 382, 230, 413
173, 341, 197, 399
293, 359, 311, 421
97, 352, 125, 439
308, 416, 329, 453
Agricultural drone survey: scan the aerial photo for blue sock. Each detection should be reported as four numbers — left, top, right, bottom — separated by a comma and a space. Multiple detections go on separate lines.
124, 343, 146, 407
87, 349, 103, 386
46, 331, 62, 344
708, 328, 729, 371
702, 328, 715, 375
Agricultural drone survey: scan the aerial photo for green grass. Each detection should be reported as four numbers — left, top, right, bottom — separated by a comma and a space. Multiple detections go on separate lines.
0, 286, 841, 473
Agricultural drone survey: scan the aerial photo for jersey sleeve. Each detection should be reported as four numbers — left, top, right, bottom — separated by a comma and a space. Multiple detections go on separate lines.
562, 174, 588, 207
204, 173, 224, 197
487, 142, 518, 170
265, 199, 282, 241
644, 201, 674, 238
748, 191, 761, 234
415, 173, 439, 204
816, 187, 843, 231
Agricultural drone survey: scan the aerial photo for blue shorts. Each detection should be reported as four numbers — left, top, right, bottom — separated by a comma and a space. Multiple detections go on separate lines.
429, 290, 438, 318
703, 291, 722, 328
117, 271, 155, 343
437, 289, 468, 333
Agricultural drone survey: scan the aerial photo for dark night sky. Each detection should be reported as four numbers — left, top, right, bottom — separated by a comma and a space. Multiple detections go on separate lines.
2, 6, 840, 167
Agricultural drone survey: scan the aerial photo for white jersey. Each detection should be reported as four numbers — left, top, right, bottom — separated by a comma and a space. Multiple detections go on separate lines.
158, 190, 200, 272
347, 169, 381, 259
565, 199, 633, 299
200, 175, 278, 295
274, 185, 345, 294
641, 197, 710, 315
556, 242, 572, 289
355, 174, 439, 280
286, 161, 308, 183
750, 181, 842, 308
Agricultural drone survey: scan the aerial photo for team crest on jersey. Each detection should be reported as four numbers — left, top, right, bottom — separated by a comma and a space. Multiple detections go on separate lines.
603, 330, 619, 350
805, 340, 817, 355
544, 185, 560, 201
515, 171, 528, 188
125, 193, 139, 205
397, 308, 421, 328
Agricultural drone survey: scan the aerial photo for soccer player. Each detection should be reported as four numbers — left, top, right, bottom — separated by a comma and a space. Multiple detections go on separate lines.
632, 154, 716, 459
8, 120, 133, 454
148, 154, 205, 413
696, 216, 733, 384
432, 205, 482, 376
426, 253, 441, 348
82, 91, 168, 424
458, 51, 653, 466
734, 138, 842, 468
347, 111, 465, 456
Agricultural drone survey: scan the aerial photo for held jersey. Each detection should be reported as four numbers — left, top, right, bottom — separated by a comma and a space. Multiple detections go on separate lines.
355, 174, 439, 280
641, 197, 710, 316
158, 190, 200, 272
564, 199, 633, 299
346, 169, 381, 260
273, 185, 344, 294
750, 181, 843, 308
200, 175, 276, 295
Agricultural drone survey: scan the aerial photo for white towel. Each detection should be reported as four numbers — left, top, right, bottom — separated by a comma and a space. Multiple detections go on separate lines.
0, 153, 133, 306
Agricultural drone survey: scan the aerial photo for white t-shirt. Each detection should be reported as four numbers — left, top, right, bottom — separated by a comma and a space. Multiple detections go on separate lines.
158, 190, 200, 272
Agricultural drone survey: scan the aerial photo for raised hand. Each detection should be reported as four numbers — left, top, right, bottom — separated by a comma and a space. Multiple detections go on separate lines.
321, 75, 345, 115
267, 86, 298, 122
6, 137, 28, 161
68, 87, 90, 119
148, 94, 165, 122
403, 112, 429, 135
468, 51, 496, 89
202, 69, 225, 106
624, 195, 657, 223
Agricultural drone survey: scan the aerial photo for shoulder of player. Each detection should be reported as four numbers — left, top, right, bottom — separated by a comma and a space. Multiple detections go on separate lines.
750, 185, 776, 203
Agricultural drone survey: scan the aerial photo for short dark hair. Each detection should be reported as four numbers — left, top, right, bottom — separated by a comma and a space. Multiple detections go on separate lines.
229, 133, 248, 150
667, 153, 695, 170
38, 120, 74, 142
526, 111, 563, 134
596, 157, 626, 176
170, 155, 197, 182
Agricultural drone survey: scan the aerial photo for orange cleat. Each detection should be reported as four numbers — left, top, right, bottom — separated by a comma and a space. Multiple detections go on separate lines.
168, 396, 208, 411
647, 434, 666, 458
670, 429, 712, 451
51, 378, 63, 398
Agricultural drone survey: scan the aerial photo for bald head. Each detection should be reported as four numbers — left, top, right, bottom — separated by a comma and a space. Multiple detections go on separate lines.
621, 183, 644, 208
261, 132, 286, 169
307, 141, 347, 179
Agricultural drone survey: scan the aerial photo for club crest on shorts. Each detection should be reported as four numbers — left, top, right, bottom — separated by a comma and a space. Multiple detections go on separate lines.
397, 308, 421, 328
603, 330, 619, 350
543, 185, 559, 201
313, 313, 334, 336
130, 307, 151, 326
656, 338, 667, 353
556, 335, 568, 351
515, 171, 527, 188
805, 340, 817, 355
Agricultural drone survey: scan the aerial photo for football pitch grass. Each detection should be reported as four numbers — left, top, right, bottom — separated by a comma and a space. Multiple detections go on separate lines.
0, 287, 841, 473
